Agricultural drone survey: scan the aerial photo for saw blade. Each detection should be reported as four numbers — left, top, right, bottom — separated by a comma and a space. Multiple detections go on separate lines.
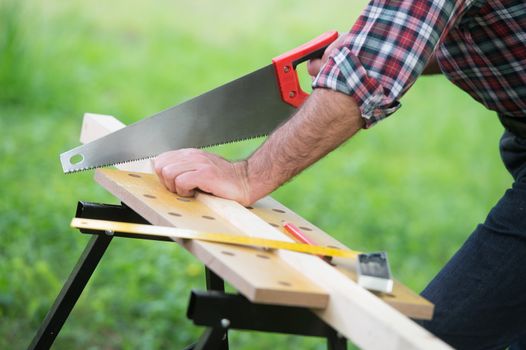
60, 65, 295, 173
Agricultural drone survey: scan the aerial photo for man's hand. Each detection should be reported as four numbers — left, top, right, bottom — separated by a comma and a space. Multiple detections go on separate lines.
154, 33, 365, 206
154, 149, 253, 206
154, 88, 363, 206
307, 32, 350, 77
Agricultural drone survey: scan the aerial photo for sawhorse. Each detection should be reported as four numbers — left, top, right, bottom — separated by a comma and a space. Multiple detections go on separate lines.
28, 201, 346, 350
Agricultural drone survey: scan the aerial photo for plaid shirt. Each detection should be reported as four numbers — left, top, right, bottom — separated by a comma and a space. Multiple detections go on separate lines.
313, 0, 526, 128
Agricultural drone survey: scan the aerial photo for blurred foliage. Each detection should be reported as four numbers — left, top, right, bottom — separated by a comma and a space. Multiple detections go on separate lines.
0, 0, 511, 349
0, 1, 30, 105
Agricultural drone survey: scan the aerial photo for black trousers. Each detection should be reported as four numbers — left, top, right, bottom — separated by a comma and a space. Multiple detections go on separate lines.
420, 116, 526, 349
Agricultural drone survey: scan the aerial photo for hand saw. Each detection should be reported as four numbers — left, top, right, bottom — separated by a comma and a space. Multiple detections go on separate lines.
60, 31, 338, 173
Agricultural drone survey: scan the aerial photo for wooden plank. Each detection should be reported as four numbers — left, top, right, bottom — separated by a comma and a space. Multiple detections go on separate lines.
80, 113, 433, 317
250, 196, 434, 320
94, 169, 449, 349
80, 113, 433, 319
195, 190, 449, 350
95, 169, 329, 308
82, 113, 448, 349
80, 113, 124, 144
81, 114, 329, 307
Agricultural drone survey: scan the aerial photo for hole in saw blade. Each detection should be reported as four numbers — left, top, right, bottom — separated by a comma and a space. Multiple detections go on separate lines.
128, 173, 141, 178
143, 194, 156, 199
272, 208, 286, 213
278, 281, 291, 287
69, 153, 84, 165
168, 212, 182, 217
201, 215, 215, 220
221, 251, 235, 256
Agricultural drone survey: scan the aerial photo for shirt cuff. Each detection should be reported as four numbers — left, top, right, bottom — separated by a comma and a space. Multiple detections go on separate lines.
312, 47, 401, 128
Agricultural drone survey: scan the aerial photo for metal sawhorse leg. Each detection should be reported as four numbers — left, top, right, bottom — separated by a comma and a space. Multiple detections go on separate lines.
28, 202, 149, 350
29, 202, 347, 350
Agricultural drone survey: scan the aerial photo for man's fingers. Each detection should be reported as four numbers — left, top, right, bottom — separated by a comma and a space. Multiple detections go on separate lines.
160, 164, 178, 192
307, 59, 323, 77
152, 148, 250, 204
154, 149, 208, 191
154, 152, 173, 177
174, 171, 200, 197
154, 148, 200, 176
306, 32, 348, 79
159, 163, 196, 192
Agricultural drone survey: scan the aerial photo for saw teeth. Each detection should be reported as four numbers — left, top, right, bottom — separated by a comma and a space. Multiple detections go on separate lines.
64, 135, 267, 174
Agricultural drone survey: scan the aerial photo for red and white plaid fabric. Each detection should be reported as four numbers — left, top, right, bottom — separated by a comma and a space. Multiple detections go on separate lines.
313, 0, 526, 127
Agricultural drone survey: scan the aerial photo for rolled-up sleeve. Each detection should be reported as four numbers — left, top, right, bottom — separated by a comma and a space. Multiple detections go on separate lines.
313, 0, 471, 127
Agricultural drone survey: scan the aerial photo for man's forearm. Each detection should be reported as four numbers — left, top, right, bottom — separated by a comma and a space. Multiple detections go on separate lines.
244, 88, 364, 202
154, 88, 364, 205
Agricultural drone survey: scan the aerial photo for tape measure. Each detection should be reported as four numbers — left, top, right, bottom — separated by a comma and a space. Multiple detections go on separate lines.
71, 218, 360, 259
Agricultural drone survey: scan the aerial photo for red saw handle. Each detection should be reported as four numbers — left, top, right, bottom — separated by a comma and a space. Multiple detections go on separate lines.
272, 31, 338, 108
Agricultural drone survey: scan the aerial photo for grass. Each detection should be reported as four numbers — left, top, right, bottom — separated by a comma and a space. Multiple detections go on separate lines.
0, 0, 511, 349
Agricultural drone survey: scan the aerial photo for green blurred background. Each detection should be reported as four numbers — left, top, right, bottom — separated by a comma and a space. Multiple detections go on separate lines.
0, 0, 511, 349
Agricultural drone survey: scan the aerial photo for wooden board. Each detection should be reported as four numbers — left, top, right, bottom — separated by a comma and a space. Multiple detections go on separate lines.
250, 196, 434, 320
95, 169, 328, 308
94, 169, 449, 349
82, 113, 450, 349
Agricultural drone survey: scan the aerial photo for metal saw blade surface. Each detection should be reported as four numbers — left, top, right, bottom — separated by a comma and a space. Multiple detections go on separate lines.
60, 65, 295, 173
